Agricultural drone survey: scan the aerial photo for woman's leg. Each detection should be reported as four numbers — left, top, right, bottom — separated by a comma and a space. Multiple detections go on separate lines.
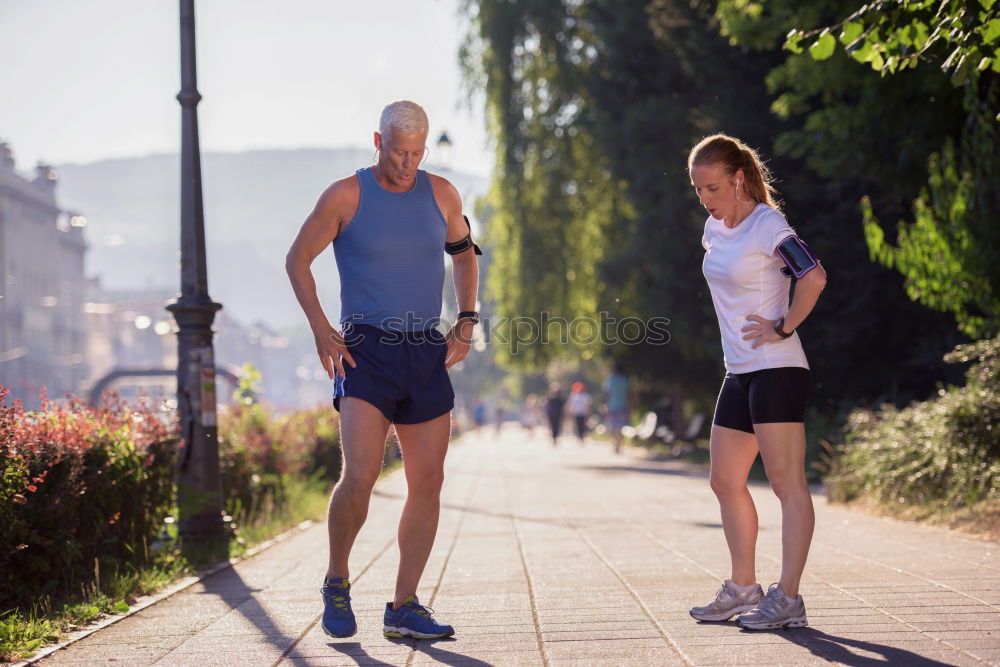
709, 425, 761, 586
754, 421, 814, 598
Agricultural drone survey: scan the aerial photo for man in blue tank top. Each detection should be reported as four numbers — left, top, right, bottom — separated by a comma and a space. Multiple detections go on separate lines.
286, 100, 480, 640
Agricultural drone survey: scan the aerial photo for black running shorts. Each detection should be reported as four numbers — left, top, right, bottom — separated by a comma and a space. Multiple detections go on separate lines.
332, 323, 455, 425
712, 367, 810, 434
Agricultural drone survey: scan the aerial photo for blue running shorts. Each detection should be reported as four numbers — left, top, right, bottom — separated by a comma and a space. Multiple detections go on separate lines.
333, 323, 454, 425
712, 367, 810, 434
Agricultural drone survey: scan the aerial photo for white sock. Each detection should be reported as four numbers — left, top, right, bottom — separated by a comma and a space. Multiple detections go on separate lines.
728, 580, 758, 593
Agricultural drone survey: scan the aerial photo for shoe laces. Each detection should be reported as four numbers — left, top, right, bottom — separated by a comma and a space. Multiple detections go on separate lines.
323, 588, 352, 617
755, 584, 788, 618
715, 580, 739, 603
402, 597, 436, 620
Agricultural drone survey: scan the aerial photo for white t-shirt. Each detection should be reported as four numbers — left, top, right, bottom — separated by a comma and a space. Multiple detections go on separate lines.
567, 391, 590, 416
701, 203, 809, 374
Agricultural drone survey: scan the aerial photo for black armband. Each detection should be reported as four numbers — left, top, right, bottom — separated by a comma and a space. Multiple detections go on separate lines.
445, 215, 483, 256
776, 235, 819, 279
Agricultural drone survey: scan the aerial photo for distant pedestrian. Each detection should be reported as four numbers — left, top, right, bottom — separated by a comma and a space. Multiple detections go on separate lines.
544, 383, 565, 446
686, 134, 826, 630
603, 363, 630, 454
520, 393, 542, 433
472, 399, 488, 430
567, 382, 591, 443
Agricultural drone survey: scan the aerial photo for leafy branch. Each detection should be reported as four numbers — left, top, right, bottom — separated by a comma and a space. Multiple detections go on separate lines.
785, 0, 1000, 91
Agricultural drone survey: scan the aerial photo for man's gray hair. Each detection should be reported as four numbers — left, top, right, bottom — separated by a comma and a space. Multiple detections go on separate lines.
379, 100, 429, 138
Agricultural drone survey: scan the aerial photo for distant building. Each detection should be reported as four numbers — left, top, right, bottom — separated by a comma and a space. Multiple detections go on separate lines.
83, 280, 322, 410
0, 142, 87, 407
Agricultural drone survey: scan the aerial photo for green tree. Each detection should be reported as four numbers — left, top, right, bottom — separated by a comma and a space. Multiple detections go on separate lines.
461, 0, 625, 371
462, 0, 786, 400
786, 0, 1000, 88
775, 1, 1000, 337
464, 0, 974, 412
714, 0, 973, 404
863, 82, 1000, 337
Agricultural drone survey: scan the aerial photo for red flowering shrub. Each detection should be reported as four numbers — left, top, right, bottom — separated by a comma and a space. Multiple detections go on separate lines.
0, 388, 178, 611
1, 378, 345, 613
217, 402, 342, 524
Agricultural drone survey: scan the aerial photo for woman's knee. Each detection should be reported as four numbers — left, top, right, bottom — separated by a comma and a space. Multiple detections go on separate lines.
710, 473, 747, 500
765, 469, 807, 501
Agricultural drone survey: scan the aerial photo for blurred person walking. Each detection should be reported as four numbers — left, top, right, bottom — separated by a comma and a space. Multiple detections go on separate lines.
567, 382, 591, 443
544, 383, 566, 446
603, 363, 631, 454
686, 134, 826, 630
286, 100, 481, 640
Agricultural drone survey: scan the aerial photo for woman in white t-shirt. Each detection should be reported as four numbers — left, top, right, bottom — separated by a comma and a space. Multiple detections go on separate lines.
686, 134, 827, 631
567, 382, 591, 442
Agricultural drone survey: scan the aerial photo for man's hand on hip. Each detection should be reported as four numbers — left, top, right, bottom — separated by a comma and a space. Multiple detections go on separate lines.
444, 320, 475, 369
314, 325, 356, 379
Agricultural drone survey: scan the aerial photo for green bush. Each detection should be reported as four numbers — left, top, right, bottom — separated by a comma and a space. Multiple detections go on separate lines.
217, 401, 343, 533
0, 390, 177, 611
829, 336, 1000, 507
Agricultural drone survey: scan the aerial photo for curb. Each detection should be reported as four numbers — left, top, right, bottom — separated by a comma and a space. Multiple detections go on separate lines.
12, 518, 318, 667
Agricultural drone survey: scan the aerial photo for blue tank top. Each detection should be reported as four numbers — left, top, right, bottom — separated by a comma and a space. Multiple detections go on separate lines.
333, 167, 447, 331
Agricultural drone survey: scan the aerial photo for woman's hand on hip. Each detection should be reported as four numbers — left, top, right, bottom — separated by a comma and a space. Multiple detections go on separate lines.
741, 315, 783, 349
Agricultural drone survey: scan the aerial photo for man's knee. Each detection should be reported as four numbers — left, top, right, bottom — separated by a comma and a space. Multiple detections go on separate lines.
407, 468, 445, 497
338, 466, 381, 496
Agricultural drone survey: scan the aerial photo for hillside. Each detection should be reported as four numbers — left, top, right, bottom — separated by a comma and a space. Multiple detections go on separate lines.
56, 148, 488, 329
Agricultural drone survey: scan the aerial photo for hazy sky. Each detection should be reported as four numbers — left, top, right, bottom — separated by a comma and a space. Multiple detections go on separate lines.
0, 0, 492, 175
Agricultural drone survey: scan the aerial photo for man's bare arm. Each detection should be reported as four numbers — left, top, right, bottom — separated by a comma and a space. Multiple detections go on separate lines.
285, 177, 358, 378
431, 175, 480, 368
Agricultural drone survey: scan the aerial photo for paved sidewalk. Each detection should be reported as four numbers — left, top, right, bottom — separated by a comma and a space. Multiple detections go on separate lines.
33, 426, 1000, 666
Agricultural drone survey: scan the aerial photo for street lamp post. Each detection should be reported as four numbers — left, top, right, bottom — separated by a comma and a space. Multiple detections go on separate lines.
435, 130, 453, 170
166, 0, 225, 544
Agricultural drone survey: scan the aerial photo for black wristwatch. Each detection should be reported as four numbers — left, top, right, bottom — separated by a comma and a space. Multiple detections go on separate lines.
774, 317, 794, 339
457, 311, 480, 325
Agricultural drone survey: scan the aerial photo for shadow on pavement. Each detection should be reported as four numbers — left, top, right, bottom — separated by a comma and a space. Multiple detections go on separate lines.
308, 641, 402, 666
409, 638, 494, 666
765, 627, 955, 666
382, 636, 493, 667
197, 566, 296, 654
372, 489, 567, 527
574, 463, 708, 478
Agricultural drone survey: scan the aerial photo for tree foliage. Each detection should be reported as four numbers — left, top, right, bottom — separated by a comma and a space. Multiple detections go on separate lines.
464, 0, 977, 411
786, 0, 1000, 90
461, 1, 626, 371
863, 82, 1000, 337
759, 1, 1000, 338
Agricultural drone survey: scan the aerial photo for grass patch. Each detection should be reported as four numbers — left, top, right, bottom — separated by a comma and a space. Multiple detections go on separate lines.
0, 610, 58, 663
0, 561, 182, 663
836, 496, 1000, 542
229, 475, 336, 555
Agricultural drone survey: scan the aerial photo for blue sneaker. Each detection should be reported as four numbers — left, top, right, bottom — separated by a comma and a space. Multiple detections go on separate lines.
321, 577, 357, 638
383, 595, 455, 639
